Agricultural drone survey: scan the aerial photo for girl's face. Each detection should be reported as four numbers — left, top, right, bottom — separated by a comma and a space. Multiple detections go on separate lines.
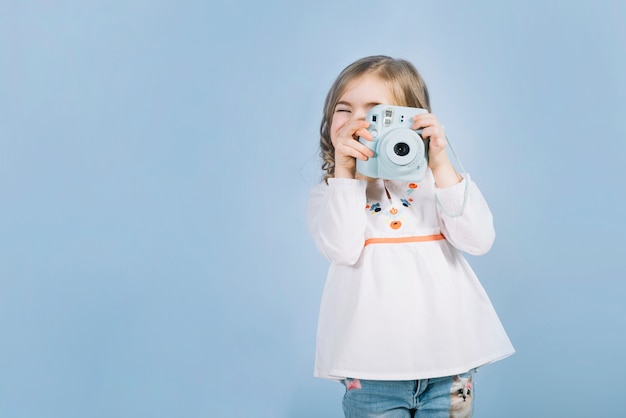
330, 74, 395, 148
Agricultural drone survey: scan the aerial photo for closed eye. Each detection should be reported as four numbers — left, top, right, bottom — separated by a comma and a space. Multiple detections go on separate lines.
334, 101, 352, 113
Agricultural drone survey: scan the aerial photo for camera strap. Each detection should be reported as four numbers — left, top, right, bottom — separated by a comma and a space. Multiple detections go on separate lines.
435, 135, 470, 218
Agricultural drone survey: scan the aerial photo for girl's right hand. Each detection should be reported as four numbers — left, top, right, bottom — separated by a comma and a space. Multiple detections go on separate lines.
332, 120, 374, 178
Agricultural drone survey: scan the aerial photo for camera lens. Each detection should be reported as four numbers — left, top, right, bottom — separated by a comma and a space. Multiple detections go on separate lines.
394, 142, 410, 157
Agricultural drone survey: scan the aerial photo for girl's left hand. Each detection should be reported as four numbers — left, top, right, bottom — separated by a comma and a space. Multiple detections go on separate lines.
412, 113, 449, 169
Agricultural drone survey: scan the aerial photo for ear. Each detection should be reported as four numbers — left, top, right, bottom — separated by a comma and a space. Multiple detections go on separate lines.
454, 375, 461, 382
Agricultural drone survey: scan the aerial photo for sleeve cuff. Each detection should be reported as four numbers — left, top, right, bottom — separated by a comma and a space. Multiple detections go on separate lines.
434, 173, 470, 215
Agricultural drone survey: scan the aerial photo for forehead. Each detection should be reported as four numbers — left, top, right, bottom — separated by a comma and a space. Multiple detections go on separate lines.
338, 74, 395, 104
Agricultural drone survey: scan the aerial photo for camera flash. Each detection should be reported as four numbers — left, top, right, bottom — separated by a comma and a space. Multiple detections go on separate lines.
384, 108, 393, 127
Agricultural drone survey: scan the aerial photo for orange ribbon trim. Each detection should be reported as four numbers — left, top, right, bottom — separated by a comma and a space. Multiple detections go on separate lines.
364, 234, 445, 247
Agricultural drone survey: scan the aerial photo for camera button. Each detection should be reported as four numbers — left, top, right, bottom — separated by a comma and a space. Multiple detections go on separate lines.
370, 129, 378, 138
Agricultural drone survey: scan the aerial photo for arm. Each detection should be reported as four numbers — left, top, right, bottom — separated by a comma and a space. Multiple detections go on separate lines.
413, 112, 462, 188
435, 174, 495, 255
412, 113, 495, 254
306, 178, 368, 265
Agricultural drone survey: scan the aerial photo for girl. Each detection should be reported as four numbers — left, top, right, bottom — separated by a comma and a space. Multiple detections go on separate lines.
306, 56, 514, 417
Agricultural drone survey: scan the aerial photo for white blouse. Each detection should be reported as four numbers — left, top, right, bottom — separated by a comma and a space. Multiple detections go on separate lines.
306, 171, 514, 381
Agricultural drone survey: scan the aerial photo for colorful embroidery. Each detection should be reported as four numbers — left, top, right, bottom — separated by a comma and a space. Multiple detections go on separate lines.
369, 202, 382, 213
365, 182, 423, 230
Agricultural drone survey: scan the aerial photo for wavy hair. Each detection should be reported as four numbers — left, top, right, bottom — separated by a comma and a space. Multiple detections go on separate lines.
319, 55, 431, 182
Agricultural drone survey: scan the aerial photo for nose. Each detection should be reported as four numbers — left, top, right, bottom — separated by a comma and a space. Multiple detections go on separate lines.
353, 109, 368, 121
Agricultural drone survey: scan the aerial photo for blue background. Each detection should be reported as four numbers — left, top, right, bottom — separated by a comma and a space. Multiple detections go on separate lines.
1, 1, 625, 417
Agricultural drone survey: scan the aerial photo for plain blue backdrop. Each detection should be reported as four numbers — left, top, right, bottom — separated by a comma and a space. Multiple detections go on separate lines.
1, 1, 625, 417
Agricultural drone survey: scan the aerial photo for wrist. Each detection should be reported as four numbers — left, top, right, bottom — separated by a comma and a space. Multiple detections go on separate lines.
334, 166, 356, 179
428, 150, 451, 169
430, 159, 461, 188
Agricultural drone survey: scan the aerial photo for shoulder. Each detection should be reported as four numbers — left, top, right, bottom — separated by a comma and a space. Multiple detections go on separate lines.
310, 178, 369, 193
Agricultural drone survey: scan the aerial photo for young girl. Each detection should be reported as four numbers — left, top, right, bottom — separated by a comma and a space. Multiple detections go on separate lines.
306, 55, 514, 417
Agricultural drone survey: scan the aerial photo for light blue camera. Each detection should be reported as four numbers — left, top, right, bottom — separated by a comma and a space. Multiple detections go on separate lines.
356, 105, 430, 181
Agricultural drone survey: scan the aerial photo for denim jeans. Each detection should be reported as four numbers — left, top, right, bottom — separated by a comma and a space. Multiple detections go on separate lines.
342, 370, 475, 418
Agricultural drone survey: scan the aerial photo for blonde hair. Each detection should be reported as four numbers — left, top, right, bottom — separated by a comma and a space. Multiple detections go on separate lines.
319, 55, 431, 182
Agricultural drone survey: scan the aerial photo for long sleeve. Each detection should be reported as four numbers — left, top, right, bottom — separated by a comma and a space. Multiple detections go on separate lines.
310, 173, 514, 382
306, 178, 369, 265
435, 174, 495, 255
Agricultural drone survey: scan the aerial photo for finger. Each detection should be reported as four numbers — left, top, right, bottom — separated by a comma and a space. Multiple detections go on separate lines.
338, 120, 369, 141
354, 126, 373, 141
412, 112, 434, 124
337, 138, 374, 160
422, 130, 447, 150
336, 146, 371, 162
341, 119, 369, 133
411, 113, 438, 130
419, 126, 443, 139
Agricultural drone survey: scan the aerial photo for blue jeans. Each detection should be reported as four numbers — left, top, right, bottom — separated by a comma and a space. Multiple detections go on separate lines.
342, 370, 475, 418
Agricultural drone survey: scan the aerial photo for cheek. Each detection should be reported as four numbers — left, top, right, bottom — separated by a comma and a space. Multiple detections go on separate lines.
329, 115, 346, 146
